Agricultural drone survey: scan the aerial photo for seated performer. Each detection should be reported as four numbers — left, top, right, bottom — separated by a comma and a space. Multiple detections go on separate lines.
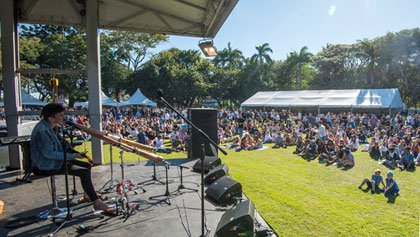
30, 103, 114, 214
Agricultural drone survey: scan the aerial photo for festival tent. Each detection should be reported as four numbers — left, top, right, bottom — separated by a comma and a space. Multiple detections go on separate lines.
74, 91, 119, 108
121, 89, 157, 107
21, 90, 48, 106
241, 88, 405, 112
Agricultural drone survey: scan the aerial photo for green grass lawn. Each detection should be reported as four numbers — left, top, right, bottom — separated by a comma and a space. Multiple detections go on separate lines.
79, 141, 420, 236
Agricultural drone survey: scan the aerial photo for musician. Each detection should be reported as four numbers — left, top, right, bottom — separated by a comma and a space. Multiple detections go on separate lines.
30, 103, 114, 214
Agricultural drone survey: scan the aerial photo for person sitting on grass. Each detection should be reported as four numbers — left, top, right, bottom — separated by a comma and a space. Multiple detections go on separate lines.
301, 139, 317, 160
359, 169, 385, 194
284, 132, 294, 146
153, 134, 172, 154
273, 132, 286, 148
229, 136, 241, 149
369, 141, 381, 160
326, 143, 345, 165
383, 171, 400, 197
337, 147, 355, 168
348, 135, 359, 152
398, 146, 415, 171
293, 136, 304, 154
317, 140, 329, 164
380, 144, 400, 169
171, 135, 184, 152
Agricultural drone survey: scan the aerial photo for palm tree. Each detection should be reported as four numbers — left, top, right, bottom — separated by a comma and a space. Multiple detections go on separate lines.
357, 38, 380, 88
214, 42, 244, 68
250, 43, 273, 65
287, 46, 312, 89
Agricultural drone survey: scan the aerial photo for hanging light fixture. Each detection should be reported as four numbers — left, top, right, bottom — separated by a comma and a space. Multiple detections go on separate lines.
198, 39, 218, 57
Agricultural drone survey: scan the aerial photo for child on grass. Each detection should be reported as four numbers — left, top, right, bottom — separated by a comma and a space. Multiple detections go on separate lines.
359, 169, 385, 194
383, 171, 400, 197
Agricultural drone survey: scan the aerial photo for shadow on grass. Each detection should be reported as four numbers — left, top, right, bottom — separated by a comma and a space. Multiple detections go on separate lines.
386, 194, 398, 203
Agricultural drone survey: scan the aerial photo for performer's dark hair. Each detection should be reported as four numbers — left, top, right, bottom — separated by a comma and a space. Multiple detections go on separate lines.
41, 103, 65, 120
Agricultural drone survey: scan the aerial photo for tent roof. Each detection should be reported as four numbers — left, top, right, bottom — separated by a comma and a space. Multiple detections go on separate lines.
122, 89, 157, 107
21, 90, 48, 106
16, 0, 238, 38
241, 89, 405, 109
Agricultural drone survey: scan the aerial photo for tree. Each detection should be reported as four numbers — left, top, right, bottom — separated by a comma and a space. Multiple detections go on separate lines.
130, 48, 213, 107
213, 42, 244, 68
104, 30, 167, 71
250, 43, 273, 65
286, 46, 313, 89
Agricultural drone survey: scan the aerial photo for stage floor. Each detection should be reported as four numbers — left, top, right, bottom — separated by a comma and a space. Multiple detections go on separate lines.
0, 158, 275, 237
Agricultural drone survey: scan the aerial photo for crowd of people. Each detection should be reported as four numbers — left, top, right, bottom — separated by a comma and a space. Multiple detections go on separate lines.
65, 107, 418, 200
67, 107, 420, 169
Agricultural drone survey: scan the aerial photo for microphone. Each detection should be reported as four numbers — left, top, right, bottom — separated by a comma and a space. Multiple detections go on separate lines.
157, 89, 164, 100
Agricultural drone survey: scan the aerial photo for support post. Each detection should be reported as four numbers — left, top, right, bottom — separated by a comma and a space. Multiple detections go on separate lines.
1, 0, 22, 169
86, 0, 103, 164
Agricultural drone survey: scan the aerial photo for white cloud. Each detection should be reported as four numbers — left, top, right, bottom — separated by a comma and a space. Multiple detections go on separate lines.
328, 5, 336, 16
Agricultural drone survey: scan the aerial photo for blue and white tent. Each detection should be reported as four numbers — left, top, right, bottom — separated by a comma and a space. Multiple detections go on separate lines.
241, 88, 405, 111
121, 89, 157, 107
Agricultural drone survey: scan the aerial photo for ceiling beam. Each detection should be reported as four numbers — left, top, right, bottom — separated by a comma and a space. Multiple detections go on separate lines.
173, 0, 206, 11
108, 9, 148, 27
23, 0, 40, 17
153, 12, 175, 32
68, 0, 84, 23
116, 0, 201, 27
17, 68, 86, 75
205, 0, 225, 37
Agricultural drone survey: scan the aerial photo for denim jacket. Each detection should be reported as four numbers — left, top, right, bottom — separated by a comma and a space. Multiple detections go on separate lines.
30, 120, 75, 170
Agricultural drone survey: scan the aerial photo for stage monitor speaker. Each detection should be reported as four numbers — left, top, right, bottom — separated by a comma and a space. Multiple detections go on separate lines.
205, 176, 242, 206
204, 164, 229, 185
188, 108, 218, 159
192, 156, 221, 174
215, 200, 255, 237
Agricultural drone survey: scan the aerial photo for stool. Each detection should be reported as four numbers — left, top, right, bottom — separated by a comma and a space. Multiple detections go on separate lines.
34, 170, 71, 222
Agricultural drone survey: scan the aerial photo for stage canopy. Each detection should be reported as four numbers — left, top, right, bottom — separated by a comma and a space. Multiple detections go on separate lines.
16, 0, 238, 38
121, 89, 157, 107
241, 89, 405, 111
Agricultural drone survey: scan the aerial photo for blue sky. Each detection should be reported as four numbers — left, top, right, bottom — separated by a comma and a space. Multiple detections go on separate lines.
153, 0, 420, 60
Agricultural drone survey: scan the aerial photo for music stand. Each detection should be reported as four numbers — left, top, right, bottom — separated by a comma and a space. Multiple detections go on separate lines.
148, 162, 171, 205
101, 145, 119, 193
171, 164, 198, 194
138, 161, 165, 186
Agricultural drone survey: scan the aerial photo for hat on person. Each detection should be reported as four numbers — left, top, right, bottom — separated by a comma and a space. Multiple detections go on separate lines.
375, 169, 381, 173
387, 171, 394, 176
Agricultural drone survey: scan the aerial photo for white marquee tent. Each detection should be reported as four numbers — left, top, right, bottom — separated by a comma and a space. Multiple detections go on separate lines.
121, 89, 157, 107
74, 91, 118, 108
241, 89, 405, 112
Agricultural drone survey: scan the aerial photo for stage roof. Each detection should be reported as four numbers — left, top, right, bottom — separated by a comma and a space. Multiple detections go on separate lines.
16, 0, 238, 38
241, 89, 405, 109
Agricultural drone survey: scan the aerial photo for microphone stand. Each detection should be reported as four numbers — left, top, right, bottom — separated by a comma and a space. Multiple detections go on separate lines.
49, 125, 72, 237
157, 91, 227, 237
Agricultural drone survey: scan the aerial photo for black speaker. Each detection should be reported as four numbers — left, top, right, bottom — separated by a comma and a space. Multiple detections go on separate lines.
192, 156, 221, 174
205, 176, 242, 206
188, 108, 218, 159
204, 164, 229, 185
215, 200, 255, 237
